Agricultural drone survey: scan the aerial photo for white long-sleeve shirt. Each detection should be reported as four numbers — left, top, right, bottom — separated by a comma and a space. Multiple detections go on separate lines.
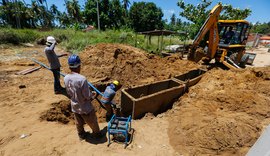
44, 42, 61, 69
64, 72, 94, 114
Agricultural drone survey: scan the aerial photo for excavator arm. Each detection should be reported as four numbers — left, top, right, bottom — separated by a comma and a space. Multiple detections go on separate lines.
188, 4, 222, 62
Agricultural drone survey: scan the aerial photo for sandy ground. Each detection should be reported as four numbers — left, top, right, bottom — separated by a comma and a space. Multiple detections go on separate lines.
0, 44, 270, 156
247, 47, 270, 67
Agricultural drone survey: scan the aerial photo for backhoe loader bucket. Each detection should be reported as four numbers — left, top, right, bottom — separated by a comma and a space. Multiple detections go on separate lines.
188, 47, 206, 63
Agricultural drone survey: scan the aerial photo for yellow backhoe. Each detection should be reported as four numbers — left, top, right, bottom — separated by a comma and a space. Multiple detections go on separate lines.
188, 4, 252, 69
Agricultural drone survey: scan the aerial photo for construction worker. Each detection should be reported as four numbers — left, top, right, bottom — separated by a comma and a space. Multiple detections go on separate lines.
224, 26, 235, 44
44, 36, 64, 94
64, 54, 102, 140
101, 80, 121, 121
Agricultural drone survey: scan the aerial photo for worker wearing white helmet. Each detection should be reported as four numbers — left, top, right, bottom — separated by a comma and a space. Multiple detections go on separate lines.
100, 80, 122, 121
44, 36, 64, 94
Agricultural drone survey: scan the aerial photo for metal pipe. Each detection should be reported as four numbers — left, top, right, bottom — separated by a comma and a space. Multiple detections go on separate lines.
225, 56, 240, 69
30, 58, 104, 96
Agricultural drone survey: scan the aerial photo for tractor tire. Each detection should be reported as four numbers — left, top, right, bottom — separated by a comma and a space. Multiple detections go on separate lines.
239, 54, 249, 68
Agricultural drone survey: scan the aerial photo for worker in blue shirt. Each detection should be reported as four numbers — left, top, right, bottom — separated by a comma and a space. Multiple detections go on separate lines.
100, 80, 121, 121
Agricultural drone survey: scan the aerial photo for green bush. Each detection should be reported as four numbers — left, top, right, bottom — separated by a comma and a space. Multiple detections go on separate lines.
0, 28, 186, 54
0, 29, 40, 44
0, 29, 20, 44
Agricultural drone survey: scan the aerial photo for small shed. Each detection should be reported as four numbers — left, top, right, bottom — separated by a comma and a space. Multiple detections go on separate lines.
137, 30, 187, 52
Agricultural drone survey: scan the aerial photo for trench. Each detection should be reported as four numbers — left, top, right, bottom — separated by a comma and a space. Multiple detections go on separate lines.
40, 69, 206, 123
121, 69, 206, 119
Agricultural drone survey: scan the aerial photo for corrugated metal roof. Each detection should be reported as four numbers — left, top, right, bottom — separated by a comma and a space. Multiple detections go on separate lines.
138, 30, 186, 36
260, 36, 270, 40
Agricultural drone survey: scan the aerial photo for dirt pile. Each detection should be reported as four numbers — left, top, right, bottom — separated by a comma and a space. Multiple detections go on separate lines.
40, 100, 73, 124
42, 43, 200, 123
78, 43, 199, 87
63, 43, 199, 122
168, 67, 270, 155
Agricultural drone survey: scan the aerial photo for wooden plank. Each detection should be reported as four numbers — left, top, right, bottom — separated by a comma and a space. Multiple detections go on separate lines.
16, 66, 42, 75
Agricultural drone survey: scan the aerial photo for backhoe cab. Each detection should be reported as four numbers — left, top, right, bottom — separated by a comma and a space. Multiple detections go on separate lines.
188, 4, 252, 69
217, 20, 250, 68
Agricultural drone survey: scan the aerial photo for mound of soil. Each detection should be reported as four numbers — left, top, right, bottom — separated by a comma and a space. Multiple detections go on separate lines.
168, 67, 270, 155
78, 43, 199, 87
40, 100, 73, 124
41, 43, 200, 123
60, 43, 200, 122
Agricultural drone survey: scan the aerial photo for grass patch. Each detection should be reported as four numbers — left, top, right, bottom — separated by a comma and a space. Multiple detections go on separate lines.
0, 28, 188, 54
0, 28, 40, 44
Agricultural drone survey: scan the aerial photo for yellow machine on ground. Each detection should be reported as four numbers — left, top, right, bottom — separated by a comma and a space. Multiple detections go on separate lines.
188, 4, 252, 69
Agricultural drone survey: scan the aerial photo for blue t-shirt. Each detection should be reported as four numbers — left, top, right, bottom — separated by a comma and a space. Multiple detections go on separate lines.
101, 84, 116, 105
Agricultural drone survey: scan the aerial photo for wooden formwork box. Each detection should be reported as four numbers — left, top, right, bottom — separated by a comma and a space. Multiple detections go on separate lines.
172, 69, 206, 87
121, 79, 185, 119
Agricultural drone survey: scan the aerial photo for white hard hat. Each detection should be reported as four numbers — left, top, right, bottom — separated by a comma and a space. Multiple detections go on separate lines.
46, 36, 56, 45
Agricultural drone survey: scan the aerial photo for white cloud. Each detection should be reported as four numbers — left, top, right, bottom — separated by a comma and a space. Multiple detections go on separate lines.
163, 9, 176, 15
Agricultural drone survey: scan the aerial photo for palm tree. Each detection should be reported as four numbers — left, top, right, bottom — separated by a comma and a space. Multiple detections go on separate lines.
65, 0, 81, 23
50, 4, 61, 26
122, 0, 130, 16
31, 1, 42, 26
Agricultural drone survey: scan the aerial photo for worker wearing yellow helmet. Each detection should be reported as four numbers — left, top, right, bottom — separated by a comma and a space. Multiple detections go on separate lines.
100, 80, 121, 121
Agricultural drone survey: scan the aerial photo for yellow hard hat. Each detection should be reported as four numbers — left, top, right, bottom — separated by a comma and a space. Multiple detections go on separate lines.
113, 80, 120, 86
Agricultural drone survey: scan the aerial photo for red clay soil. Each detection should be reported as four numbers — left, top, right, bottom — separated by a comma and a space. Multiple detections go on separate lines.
167, 67, 270, 155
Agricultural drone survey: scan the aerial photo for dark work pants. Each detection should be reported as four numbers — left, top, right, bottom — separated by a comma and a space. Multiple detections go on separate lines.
52, 68, 61, 92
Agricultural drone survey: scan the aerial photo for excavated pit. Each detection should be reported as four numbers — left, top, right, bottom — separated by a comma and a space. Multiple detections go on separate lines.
40, 43, 201, 123
40, 68, 206, 123
121, 69, 206, 119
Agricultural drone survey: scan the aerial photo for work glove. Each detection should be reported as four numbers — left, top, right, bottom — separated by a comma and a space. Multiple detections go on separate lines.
91, 91, 97, 99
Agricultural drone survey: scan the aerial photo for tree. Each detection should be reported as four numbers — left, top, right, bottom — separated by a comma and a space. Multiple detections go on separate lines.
109, 0, 125, 29
0, 0, 38, 28
50, 4, 61, 27
65, 0, 81, 23
122, 0, 130, 16
83, 0, 97, 26
129, 2, 164, 32
170, 13, 176, 26
251, 22, 270, 34
177, 0, 252, 38
220, 5, 252, 20
84, 0, 125, 30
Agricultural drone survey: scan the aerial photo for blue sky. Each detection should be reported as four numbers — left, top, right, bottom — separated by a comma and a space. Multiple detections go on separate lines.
25, 0, 269, 23
131, 0, 270, 24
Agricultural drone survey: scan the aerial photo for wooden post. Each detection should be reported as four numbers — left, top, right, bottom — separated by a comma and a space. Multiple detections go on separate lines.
157, 36, 160, 51
135, 33, 137, 47
146, 35, 149, 47
160, 33, 164, 52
